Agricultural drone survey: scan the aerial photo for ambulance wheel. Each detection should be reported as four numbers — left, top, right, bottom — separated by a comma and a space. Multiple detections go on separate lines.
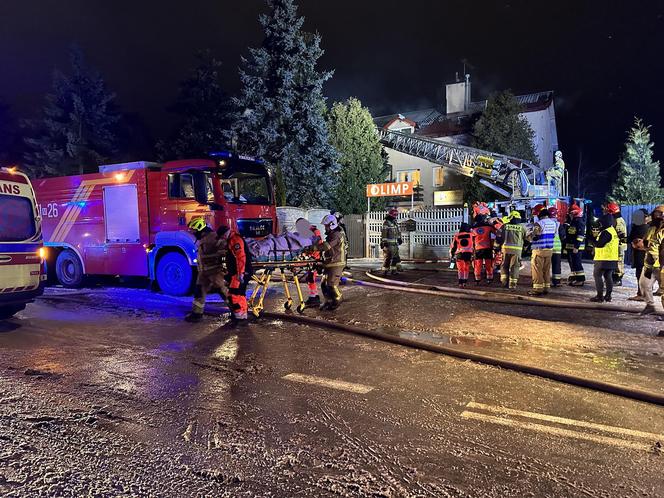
156, 251, 193, 296
55, 250, 84, 288
284, 300, 292, 311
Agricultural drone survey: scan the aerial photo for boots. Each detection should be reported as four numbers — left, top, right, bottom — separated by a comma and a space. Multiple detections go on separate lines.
184, 311, 203, 323
604, 292, 612, 303
589, 294, 604, 303
305, 295, 321, 307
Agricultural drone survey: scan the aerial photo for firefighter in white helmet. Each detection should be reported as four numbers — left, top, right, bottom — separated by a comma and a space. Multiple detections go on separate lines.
546, 150, 565, 195
304, 214, 346, 310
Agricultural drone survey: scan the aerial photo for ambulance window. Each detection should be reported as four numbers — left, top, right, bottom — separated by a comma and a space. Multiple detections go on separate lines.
0, 194, 36, 242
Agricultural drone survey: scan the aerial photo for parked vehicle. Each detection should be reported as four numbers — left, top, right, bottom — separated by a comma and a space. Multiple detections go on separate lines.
33, 153, 276, 296
0, 167, 45, 319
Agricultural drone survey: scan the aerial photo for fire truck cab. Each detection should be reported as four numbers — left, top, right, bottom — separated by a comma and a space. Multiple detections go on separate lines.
34, 153, 276, 296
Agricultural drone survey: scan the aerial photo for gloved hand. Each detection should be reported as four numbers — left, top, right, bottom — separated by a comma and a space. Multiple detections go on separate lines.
644, 267, 653, 280
397, 238, 403, 245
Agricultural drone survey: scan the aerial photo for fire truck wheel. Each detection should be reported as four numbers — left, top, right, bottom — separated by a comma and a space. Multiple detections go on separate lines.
55, 250, 84, 288
156, 251, 193, 296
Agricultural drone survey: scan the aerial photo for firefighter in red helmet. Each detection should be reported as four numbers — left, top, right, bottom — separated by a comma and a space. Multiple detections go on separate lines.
565, 204, 586, 286
471, 213, 496, 284
450, 223, 473, 287
604, 202, 627, 285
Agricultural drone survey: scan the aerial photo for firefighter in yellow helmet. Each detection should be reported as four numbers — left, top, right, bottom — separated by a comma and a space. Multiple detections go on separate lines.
184, 218, 228, 323
304, 214, 346, 310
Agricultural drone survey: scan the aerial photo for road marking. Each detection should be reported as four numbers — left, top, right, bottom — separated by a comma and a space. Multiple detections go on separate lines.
466, 402, 664, 441
461, 411, 650, 452
283, 373, 374, 394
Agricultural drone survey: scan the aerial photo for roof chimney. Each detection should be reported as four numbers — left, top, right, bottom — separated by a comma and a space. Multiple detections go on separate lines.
446, 73, 472, 114
464, 74, 471, 111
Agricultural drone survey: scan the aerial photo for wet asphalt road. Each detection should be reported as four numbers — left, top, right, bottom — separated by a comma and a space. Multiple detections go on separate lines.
0, 280, 663, 497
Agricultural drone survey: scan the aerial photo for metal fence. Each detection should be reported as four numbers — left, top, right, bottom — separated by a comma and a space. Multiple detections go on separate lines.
276, 207, 331, 234
366, 207, 467, 259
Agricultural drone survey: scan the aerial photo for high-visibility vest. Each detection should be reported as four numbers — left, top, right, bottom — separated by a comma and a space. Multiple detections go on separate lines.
501, 222, 525, 254
451, 232, 473, 254
594, 226, 619, 262
531, 218, 558, 250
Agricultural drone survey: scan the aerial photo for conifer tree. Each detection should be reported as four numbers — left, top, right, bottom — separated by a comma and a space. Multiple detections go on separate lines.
609, 118, 662, 204
231, 0, 337, 207
328, 97, 388, 214
158, 50, 231, 160
24, 46, 120, 176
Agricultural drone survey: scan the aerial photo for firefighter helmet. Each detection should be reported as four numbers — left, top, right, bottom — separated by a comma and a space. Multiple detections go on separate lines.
605, 202, 620, 215
187, 218, 208, 232
509, 210, 522, 220
532, 204, 545, 216
321, 214, 338, 230
548, 207, 559, 218
555, 150, 563, 158
569, 204, 583, 217
388, 208, 399, 218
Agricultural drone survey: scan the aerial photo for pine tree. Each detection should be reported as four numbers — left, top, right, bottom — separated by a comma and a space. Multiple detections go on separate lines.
157, 50, 231, 160
609, 118, 662, 204
23, 46, 120, 177
230, 0, 337, 207
328, 97, 388, 214
466, 90, 538, 204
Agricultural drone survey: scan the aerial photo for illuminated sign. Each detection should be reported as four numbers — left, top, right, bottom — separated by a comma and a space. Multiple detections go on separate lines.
366, 182, 414, 198
433, 190, 464, 206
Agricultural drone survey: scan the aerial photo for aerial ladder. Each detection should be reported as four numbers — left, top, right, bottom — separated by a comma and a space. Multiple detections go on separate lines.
377, 128, 567, 200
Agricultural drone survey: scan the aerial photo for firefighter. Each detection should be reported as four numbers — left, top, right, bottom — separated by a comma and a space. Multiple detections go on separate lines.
565, 204, 586, 286
471, 213, 496, 284
499, 210, 526, 289
185, 218, 228, 323
381, 208, 402, 276
450, 223, 473, 287
490, 214, 504, 270
604, 202, 627, 286
297, 217, 322, 307
218, 225, 253, 325
548, 206, 564, 287
305, 214, 346, 310
640, 206, 664, 315
528, 206, 559, 296
546, 150, 565, 194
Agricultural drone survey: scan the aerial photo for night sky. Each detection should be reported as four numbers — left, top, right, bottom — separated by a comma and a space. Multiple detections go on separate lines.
1, 0, 663, 197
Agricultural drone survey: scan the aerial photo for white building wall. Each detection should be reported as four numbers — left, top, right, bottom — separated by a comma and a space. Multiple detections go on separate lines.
519, 103, 558, 168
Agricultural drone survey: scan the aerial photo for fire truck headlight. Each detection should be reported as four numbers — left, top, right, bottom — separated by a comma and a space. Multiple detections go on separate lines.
38, 247, 47, 260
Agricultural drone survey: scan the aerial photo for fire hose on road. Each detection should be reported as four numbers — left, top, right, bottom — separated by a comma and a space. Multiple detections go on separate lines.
37, 284, 664, 406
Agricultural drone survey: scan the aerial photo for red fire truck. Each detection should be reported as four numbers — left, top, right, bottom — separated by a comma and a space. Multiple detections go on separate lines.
33, 153, 276, 295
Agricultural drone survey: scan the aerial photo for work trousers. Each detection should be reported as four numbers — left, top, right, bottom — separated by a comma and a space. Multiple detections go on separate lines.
226, 278, 249, 320
567, 251, 586, 283
613, 246, 626, 281
306, 270, 318, 296
321, 265, 344, 305
383, 243, 401, 271
639, 268, 661, 306
531, 249, 553, 293
474, 249, 494, 281
456, 259, 471, 284
192, 273, 228, 315
551, 252, 562, 285
501, 252, 521, 288
593, 266, 614, 298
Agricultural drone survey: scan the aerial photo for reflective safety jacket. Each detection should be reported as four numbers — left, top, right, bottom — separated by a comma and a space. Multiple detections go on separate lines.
644, 225, 663, 270
500, 221, 526, 254
615, 216, 627, 249
310, 225, 322, 259
313, 228, 346, 269
381, 217, 401, 246
197, 230, 226, 278
450, 232, 474, 256
225, 231, 253, 277
565, 217, 586, 251
471, 223, 495, 251
594, 226, 619, 261
531, 218, 559, 250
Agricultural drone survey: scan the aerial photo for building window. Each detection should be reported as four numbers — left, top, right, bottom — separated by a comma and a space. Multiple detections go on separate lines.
433, 167, 444, 187
397, 170, 421, 185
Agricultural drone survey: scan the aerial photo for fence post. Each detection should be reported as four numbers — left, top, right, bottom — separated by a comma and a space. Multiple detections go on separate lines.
364, 213, 370, 258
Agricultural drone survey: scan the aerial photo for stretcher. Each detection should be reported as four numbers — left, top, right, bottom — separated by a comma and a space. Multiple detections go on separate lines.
249, 255, 320, 318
